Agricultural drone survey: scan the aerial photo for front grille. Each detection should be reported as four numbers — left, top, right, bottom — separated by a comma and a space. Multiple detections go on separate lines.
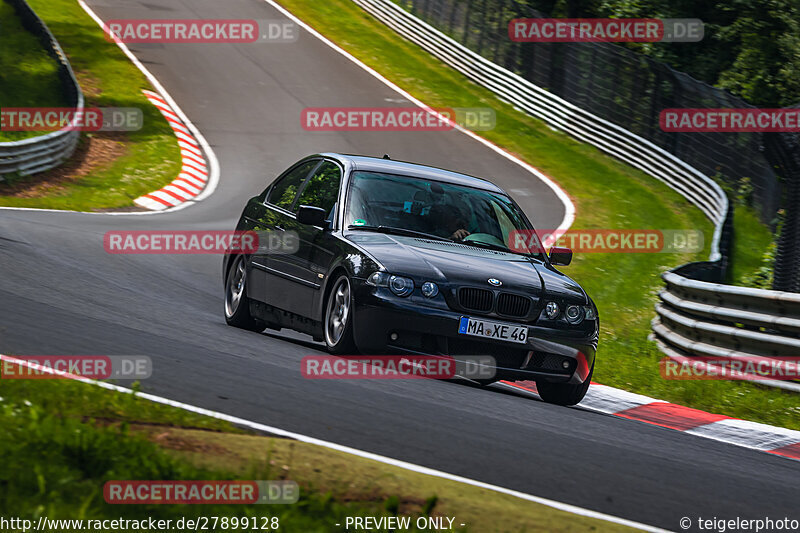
497, 293, 530, 317
458, 287, 493, 312
456, 287, 531, 318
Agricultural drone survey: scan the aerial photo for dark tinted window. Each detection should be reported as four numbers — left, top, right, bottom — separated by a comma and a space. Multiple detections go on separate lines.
296, 161, 342, 216
346, 171, 541, 257
267, 160, 319, 210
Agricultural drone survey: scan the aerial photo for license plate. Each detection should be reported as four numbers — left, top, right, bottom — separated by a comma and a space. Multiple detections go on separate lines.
458, 316, 528, 344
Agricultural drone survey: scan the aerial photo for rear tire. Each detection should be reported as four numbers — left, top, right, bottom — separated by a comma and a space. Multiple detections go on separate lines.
536, 361, 593, 406
224, 255, 266, 333
324, 274, 357, 354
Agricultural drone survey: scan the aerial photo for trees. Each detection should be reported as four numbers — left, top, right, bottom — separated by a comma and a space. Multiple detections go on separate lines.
520, 0, 800, 106
715, 0, 800, 107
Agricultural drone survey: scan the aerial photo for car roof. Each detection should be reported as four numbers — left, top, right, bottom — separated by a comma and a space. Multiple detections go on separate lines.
318, 153, 506, 194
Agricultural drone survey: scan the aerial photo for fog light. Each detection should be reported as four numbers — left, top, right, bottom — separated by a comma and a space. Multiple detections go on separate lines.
421, 281, 439, 298
390, 332, 399, 341
545, 301, 559, 320
562, 360, 570, 369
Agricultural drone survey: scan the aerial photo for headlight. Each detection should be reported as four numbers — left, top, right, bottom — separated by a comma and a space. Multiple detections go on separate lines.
421, 281, 439, 298
366, 271, 415, 297
565, 305, 584, 324
389, 275, 414, 296
543, 302, 596, 323
366, 271, 391, 287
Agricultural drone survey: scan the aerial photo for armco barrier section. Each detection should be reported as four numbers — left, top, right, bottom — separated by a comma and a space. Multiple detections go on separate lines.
0, 0, 84, 177
653, 269, 800, 392
355, 0, 799, 392
352, 0, 728, 261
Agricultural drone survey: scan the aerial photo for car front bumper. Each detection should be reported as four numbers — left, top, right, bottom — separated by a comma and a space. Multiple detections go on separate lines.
351, 280, 598, 384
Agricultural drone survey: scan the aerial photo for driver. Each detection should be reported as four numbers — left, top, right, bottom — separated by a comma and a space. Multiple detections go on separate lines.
428, 204, 470, 240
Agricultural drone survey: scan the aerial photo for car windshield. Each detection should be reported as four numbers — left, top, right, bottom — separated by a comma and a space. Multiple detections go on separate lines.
345, 170, 544, 258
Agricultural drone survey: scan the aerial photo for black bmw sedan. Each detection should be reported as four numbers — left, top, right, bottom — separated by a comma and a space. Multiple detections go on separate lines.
223, 154, 598, 405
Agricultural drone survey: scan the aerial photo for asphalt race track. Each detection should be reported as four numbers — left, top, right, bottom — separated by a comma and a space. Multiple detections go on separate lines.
0, 0, 797, 530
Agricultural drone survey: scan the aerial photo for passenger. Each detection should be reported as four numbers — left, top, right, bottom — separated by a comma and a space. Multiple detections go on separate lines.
428, 204, 470, 240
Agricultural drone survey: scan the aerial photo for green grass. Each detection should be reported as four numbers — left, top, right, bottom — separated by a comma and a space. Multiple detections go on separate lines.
0, 1, 68, 141
0, 384, 424, 532
0, 378, 238, 432
729, 205, 775, 287
0, 0, 179, 210
275, 0, 800, 429
0, 376, 635, 532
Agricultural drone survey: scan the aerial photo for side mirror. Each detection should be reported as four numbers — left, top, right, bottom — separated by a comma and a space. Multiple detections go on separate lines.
549, 246, 573, 266
296, 205, 328, 227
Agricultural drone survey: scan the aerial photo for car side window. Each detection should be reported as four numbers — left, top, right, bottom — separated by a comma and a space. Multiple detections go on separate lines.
266, 160, 320, 210
295, 161, 342, 216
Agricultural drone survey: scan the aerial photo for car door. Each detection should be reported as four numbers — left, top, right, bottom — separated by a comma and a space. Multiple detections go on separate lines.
250, 158, 321, 310
268, 160, 343, 319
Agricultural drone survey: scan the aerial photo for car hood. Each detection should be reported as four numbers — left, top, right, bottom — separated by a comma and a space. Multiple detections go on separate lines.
346, 232, 587, 302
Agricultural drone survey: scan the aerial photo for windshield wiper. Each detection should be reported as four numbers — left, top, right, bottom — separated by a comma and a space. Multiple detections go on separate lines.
459, 239, 532, 257
347, 225, 452, 242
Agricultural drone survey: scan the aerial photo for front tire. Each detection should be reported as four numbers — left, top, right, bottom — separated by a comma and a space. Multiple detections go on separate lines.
224, 255, 266, 332
536, 361, 594, 406
324, 275, 357, 354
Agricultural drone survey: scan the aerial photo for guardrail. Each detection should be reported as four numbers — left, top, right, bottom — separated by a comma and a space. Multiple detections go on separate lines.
653, 265, 800, 392
354, 0, 800, 392
0, 0, 84, 178
352, 0, 729, 261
